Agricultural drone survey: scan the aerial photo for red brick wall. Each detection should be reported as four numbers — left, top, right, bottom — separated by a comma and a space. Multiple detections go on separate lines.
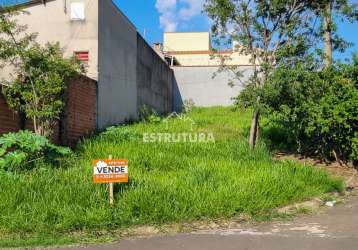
23, 120, 61, 145
62, 76, 97, 147
0, 76, 97, 147
0, 91, 21, 136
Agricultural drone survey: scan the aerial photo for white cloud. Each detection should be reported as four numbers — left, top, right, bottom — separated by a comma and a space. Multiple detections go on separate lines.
155, 0, 178, 32
179, 0, 205, 20
155, 0, 177, 13
159, 15, 178, 32
155, 0, 205, 32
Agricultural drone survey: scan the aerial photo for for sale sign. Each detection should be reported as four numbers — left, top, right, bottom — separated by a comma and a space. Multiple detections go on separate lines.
93, 159, 128, 184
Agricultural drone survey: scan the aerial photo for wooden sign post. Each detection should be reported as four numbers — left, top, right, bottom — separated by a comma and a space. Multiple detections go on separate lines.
108, 155, 114, 205
93, 156, 129, 205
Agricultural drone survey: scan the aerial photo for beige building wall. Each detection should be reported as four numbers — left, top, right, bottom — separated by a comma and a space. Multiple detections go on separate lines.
171, 52, 252, 66
163, 32, 253, 66
1, 0, 98, 81
163, 32, 211, 52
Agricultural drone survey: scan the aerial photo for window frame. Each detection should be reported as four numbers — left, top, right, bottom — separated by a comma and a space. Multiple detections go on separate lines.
70, 2, 86, 21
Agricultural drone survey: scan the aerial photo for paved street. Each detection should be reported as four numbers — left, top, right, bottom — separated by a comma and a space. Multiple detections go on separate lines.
57, 195, 358, 250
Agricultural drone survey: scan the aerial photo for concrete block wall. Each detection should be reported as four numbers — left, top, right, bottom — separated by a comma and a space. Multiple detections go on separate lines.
98, 0, 174, 128
172, 66, 253, 111
137, 35, 173, 114
98, 0, 138, 129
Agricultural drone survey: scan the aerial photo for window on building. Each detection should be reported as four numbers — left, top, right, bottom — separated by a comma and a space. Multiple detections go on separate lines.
70, 2, 85, 20
74, 51, 89, 63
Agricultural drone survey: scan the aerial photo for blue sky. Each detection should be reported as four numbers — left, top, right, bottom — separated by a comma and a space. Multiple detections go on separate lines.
116, 0, 357, 61
115, 0, 210, 45
1, 0, 357, 60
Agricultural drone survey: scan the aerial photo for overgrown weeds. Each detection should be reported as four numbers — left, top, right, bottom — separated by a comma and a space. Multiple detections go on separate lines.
0, 107, 343, 247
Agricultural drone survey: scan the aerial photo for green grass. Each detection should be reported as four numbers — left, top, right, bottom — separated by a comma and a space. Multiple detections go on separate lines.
0, 107, 343, 248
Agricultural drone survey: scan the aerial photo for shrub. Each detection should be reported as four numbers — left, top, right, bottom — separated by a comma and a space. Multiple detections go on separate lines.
352, 133, 358, 164
138, 105, 161, 123
238, 56, 358, 164
0, 130, 71, 172
182, 99, 196, 113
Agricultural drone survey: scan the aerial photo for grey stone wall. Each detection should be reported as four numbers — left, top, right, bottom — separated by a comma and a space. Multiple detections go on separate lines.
173, 66, 253, 111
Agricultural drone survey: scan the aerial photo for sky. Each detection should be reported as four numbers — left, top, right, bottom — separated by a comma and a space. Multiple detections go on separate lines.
1, 0, 357, 60
114, 0, 210, 45
116, 0, 357, 61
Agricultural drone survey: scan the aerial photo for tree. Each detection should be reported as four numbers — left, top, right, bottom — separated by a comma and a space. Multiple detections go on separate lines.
0, 5, 35, 66
0, 7, 81, 137
308, 0, 358, 67
323, 1, 333, 66
205, 0, 315, 148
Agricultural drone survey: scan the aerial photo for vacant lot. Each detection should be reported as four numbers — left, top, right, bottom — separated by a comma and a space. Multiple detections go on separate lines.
0, 107, 343, 248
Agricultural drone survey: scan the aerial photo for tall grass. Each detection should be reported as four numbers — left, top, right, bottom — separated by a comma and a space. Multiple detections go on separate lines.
0, 107, 343, 247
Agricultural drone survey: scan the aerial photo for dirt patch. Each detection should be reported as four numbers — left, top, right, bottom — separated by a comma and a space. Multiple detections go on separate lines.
277, 199, 323, 214
110, 214, 255, 243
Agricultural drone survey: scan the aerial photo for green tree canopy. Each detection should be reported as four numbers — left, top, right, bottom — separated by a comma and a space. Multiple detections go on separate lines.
0, 6, 82, 137
205, 0, 316, 148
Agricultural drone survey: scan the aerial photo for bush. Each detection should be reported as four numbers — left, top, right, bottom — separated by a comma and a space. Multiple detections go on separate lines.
352, 133, 358, 164
238, 56, 358, 164
138, 105, 161, 123
0, 130, 71, 172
